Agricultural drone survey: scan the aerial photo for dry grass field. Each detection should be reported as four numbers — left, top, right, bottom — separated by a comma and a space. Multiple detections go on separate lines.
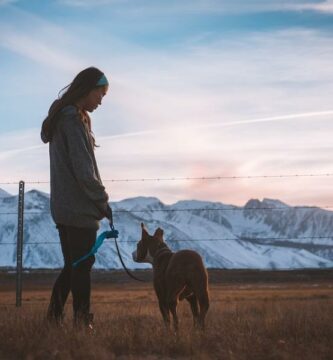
0, 269, 332, 359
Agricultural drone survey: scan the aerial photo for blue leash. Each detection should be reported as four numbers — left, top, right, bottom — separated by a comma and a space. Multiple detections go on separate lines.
72, 212, 145, 282
73, 225, 119, 267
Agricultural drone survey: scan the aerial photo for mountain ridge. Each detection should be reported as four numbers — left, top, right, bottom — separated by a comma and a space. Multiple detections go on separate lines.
0, 188, 333, 270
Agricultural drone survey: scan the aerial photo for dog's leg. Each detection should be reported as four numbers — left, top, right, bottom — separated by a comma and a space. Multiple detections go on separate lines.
186, 294, 199, 328
167, 288, 184, 333
158, 299, 171, 329
168, 299, 179, 333
197, 290, 210, 331
166, 280, 186, 333
155, 282, 171, 329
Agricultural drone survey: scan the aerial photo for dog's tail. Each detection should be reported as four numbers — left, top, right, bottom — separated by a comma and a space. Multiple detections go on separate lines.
197, 279, 209, 311
197, 286, 209, 330
192, 268, 209, 329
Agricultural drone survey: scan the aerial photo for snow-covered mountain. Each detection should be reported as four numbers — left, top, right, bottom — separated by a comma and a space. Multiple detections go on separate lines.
0, 188, 11, 198
1, 189, 333, 270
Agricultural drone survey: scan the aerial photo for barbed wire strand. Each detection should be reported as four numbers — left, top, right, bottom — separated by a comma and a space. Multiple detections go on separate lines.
2, 172, 333, 185
1, 204, 333, 217
1, 236, 333, 246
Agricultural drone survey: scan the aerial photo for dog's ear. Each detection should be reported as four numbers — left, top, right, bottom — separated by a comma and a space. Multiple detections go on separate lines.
141, 223, 149, 237
154, 228, 164, 241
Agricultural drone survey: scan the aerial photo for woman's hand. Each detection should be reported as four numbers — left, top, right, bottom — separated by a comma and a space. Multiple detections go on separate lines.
105, 204, 113, 223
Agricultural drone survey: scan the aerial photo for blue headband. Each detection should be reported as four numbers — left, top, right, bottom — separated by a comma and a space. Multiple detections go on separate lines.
96, 74, 109, 86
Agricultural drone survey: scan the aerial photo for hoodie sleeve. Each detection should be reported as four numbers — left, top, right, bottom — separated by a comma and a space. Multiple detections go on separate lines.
60, 109, 109, 216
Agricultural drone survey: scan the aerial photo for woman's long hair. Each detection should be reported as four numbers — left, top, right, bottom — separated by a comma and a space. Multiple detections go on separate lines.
41, 67, 105, 147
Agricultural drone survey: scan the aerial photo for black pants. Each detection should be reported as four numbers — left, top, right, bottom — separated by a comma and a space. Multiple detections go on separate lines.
47, 224, 96, 323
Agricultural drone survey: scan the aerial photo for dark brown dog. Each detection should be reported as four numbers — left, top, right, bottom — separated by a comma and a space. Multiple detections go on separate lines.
132, 223, 209, 331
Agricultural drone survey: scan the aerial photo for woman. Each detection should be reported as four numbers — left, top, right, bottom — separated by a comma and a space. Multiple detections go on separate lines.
41, 67, 112, 329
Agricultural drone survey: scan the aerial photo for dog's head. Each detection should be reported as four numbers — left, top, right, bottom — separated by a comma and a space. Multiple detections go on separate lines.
132, 223, 164, 264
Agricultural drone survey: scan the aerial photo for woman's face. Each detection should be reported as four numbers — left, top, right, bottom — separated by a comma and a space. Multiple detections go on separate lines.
81, 85, 108, 112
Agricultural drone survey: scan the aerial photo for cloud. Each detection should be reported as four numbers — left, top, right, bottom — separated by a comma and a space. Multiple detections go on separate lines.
58, 0, 126, 7
1, 7, 333, 206
0, 28, 84, 72
89, 28, 333, 140
55, 0, 333, 15
0, 0, 17, 5
291, 0, 333, 13
1, 109, 333, 206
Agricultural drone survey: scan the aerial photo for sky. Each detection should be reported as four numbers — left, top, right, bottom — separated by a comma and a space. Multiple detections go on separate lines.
1, 0, 333, 207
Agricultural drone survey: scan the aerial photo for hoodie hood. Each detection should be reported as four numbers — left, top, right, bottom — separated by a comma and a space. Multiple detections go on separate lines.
41, 125, 50, 144
41, 99, 61, 144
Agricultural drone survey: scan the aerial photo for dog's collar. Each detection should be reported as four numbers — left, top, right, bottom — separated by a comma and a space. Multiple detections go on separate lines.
153, 243, 172, 261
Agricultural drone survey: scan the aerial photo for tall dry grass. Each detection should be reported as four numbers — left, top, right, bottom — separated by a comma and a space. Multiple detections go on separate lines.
0, 284, 332, 359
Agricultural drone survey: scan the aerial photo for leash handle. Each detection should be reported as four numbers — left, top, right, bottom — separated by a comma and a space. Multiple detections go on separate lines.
106, 204, 114, 228
74, 204, 145, 281
107, 204, 117, 237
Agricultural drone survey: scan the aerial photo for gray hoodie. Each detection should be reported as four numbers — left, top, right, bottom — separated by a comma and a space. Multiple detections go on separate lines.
41, 105, 109, 229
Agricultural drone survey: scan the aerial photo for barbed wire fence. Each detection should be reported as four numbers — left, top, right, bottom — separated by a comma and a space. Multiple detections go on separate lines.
2, 172, 333, 185
1, 174, 333, 307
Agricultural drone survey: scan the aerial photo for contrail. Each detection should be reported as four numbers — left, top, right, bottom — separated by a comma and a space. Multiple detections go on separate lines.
0, 145, 44, 160
196, 110, 333, 129
100, 110, 333, 141
2, 111, 333, 155
99, 129, 157, 141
